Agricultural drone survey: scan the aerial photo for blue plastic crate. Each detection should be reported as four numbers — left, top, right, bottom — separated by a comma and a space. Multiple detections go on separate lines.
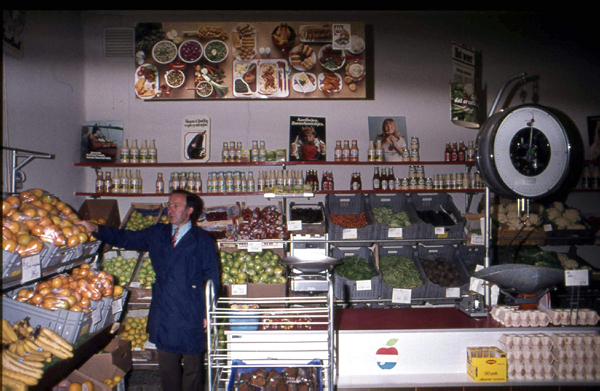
227, 359, 322, 391
416, 244, 470, 301
325, 194, 375, 246
409, 193, 466, 243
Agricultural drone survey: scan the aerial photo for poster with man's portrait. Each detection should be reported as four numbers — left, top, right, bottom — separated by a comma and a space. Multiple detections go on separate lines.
289, 116, 327, 161
588, 115, 600, 160
367, 116, 408, 162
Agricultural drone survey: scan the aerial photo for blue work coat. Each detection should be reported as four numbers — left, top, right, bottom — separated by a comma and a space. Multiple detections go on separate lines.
96, 223, 220, 354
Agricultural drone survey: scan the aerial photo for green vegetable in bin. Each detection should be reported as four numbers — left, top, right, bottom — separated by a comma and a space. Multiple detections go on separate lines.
335, 255, 376, 280
379, 255, 423, 288
372, 206, 412, 228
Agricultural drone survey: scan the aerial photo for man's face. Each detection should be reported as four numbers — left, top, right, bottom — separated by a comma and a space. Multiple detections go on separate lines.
167, 193, 192, 227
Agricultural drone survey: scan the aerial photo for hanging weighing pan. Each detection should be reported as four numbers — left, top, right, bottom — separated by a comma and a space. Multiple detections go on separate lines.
473, 264, 564, 294
282, 254, 342, 273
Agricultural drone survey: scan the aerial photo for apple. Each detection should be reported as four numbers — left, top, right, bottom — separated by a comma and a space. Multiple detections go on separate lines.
376, 338, 399, 370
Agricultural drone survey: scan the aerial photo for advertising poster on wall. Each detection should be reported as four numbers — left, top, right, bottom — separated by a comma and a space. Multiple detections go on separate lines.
367, 116, 408, 162
289, 116, 327, 161
134, 22, 369, 101
80, 121, 123, 163
182, 115, 211, 163
450, 42, 479, 129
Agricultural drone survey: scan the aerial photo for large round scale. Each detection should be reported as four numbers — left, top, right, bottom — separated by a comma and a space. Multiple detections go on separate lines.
476, 104, 571, 199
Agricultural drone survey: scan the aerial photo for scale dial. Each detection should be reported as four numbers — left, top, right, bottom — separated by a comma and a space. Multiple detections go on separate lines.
476, 104, 571, 199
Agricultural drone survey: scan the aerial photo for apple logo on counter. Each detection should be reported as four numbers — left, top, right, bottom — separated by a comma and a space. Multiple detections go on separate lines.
375, 338, 399, 370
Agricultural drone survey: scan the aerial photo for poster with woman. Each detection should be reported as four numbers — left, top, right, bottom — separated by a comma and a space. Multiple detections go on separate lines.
367, 116, 408, 161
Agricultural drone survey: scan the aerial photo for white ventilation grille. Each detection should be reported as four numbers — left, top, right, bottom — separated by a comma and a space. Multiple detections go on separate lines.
103, 27, 135, 59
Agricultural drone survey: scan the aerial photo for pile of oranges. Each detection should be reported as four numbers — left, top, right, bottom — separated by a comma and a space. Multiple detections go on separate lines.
14, 264, 124, 312
2, 188, 96, 258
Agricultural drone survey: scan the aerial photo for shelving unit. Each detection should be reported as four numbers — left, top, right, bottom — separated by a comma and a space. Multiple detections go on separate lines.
205, 279, 336, 390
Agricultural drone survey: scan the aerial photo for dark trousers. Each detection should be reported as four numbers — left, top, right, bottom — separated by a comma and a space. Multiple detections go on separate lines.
157, 349, 205, 391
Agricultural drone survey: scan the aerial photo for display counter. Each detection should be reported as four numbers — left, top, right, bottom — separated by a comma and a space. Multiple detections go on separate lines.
335, 307, 600, 389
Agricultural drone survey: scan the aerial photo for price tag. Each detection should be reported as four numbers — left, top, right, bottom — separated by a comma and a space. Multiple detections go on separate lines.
21, 254, 42, 283
287, 220, 302, 231
470, 233, 484, 245
247, 241, 263, 252
342, 228, 357, 239
445, 287, 461, 298
129, 282, 142, 288
565, 269, 589, 287
144, 340, 156, 349
231, 284, 248, 295
388, 228, 403, 238
356, 280, 372, 291
543, 224, 553, 232
434, 226, 446, 235
391, 288, 411, 304
112, 297, 123, 313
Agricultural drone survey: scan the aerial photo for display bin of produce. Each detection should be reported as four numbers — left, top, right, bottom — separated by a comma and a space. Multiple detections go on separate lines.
104, 289, 129, 325
331, 246, 382, 301
227, 359, 323, 391
219, 243, 287, 301
544, 221, 595, 245
2, 294, 93, 344
289, 202, 327, 234
81, 239, 103, 258
127, 253, 154, 304
324, 193, 375, 247
416, 244, 470, 302
378, 246, 427, 301
100, 249, 143, 287
368, 193, 421, 244
457, 243, 485, 275
2, 249, 23, 279
120, 203, 166, 231
78, 199, 121, 228
201, 222, 238, 241
238, 202, 287, 240
410, 193, 466, 243
198, 204, 240, 225
41, 243, 76, 269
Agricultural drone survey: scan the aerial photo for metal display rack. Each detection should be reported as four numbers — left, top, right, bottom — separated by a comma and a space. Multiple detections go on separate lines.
205, 279, 336, 390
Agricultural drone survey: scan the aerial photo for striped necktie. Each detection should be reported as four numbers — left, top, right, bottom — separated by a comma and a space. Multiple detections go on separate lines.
172, 227, 178, 247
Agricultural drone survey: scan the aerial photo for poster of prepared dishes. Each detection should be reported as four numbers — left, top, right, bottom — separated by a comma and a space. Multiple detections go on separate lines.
134, 22, 369, 100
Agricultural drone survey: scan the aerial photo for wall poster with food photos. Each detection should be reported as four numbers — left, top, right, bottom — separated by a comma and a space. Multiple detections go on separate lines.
134, 22, 370, 101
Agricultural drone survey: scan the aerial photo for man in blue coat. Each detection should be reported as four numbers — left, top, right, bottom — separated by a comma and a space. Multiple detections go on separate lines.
77, 190, 220, 390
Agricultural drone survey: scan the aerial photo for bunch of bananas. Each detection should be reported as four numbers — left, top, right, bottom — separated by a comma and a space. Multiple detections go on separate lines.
2, 317, 73, 389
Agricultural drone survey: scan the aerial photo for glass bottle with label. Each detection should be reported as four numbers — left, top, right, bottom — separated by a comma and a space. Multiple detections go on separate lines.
130, 170, 140, 193
466, 140, 475, 161
251, 140, 259, 162
222, 142, 229, 162
140, 140, 149, 163
350, 140, 359, 162
334, 140, 343, 161
451, 142, 458, 161
373, 166, 381, 190
444, 142, 451, 161
95, 170, 104, 193
121, 169, 130, 193
130, 140, 140, 163
187, 171, 196, 192
375, 140, 383, 162
149, 140, 158, 163
458, 141, 466, 161
259, 140, 267, 162
381, 167, 388, 190
387, 167, 395, 189
342, 141, 351, 162
103, 171, 113, 193
367, 140, 375, 162
112, 169, 121, 193
156, 173, 165, 194
236, 142, 243, 162
120, 140, 130, 163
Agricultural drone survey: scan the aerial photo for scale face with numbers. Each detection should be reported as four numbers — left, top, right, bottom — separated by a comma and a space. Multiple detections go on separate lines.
476, 104, 572, 199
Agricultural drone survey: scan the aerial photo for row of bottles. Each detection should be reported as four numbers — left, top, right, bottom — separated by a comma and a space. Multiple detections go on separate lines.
334, 140, 359, 162
371, 165, 485, 191
96, 169, 144, 193
581, 165, 599, 189
444, 140, 475, 162
164, 172, 203, 193
222, 140, 268, 162
120, 140, 158, 164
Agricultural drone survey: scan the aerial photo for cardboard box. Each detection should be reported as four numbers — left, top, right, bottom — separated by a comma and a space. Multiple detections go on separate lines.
463, 213, 485, 246
72, 338, 132, 391
120, 203, 164, 230
496, 225, 546, 246
467, 346, 507, 383
78, 199, 121, 228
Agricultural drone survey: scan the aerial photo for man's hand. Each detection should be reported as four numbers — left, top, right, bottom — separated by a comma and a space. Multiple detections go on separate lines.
74, 220, 99, 234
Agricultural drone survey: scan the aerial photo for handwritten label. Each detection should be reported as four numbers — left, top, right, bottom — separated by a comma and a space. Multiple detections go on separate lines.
446, 287, 461, 298
231, 284, 248, 295
391, 288, 412, 304
21, 254, 41, 283
287, 220, 302, 231
342, 228, 357, 239
356, 280, 372, 291
565, 269, 589, 286
434, 226, 446, 235
112, 297, 123, 313
388, 228, 403, 238
247, 241, 263, 253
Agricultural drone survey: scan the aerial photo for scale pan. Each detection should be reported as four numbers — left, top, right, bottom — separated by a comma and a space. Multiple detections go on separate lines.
282, 254, 342, 273
473, 264, 564, 293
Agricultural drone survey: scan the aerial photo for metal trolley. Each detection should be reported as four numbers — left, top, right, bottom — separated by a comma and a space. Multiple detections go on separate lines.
205, 277, 336, 390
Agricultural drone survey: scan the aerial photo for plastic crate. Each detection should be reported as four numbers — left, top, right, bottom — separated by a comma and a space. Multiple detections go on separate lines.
2, 295, 93, 344
105, 289, 129, 324
42, 243, 75, 268
416, 245, 470, 301
81, 240, 102, 258
410, 193, 466, 243
457, 244, 485, 276
544, 221, 595, 245
368, 193, 421, 244
378, 246, 427, 300
2, 250, 22, 279
325, 194, 375, 246
331, 246, 382, 300
289, 202, 327, 234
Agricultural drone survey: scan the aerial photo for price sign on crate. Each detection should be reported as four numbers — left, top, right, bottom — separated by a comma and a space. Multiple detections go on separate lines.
565, 269, 589, 287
